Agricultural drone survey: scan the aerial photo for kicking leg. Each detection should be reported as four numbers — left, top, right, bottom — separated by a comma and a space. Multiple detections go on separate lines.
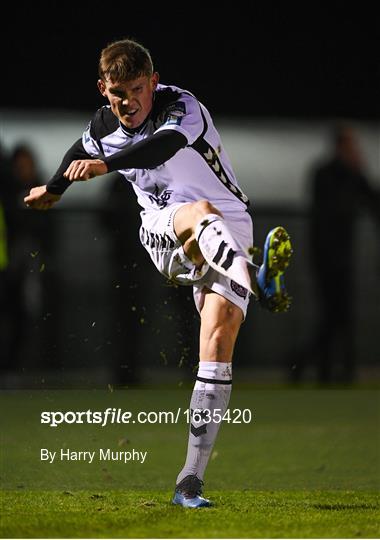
174, 200, 258, 294
174, 200, 293, 312
173, 290, 242, 508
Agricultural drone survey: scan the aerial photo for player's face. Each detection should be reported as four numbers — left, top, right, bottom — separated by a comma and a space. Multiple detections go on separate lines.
98, 73, 159, 129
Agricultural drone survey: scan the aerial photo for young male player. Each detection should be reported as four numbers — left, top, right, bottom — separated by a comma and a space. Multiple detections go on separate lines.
25, 38, 292, 508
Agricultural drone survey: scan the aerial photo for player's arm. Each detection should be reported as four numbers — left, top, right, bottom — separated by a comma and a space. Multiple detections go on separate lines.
64, 130, 187, 181
24, 139, 92, 210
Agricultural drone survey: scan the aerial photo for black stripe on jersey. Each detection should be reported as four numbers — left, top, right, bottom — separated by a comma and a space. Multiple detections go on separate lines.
96, 139, 105, 155
89, 106, 119, 140
151, 87, 183, 127
191, 111, 250, 207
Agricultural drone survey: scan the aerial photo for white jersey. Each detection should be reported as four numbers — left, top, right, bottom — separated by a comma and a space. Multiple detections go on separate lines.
82, 83, 249, 215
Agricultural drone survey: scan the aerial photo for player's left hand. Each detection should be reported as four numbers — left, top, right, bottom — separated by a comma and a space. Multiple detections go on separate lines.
24, 185, 61, 210
64, 159, 108, 181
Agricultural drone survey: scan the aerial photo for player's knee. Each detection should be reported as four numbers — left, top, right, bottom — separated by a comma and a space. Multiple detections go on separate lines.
191, 200, 222, 221
203, 324, 237, 359
202, 302, 242, 345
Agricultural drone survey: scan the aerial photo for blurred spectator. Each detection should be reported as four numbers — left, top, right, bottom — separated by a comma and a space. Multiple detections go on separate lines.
293, 124, 380, 384
0, 143, 54, 377
0, 144, 14, 372
11, 144, 42, 195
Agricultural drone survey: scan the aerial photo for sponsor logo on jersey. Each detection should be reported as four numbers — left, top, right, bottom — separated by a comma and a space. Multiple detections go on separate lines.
164, 101, 186, 125
230, 280, 248, 299
166, 101, 186, 115
166, 114, 183, 126
148, 183, 173, 209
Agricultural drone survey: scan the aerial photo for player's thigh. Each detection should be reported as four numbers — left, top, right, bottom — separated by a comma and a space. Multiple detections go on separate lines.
199, 289, 243, 361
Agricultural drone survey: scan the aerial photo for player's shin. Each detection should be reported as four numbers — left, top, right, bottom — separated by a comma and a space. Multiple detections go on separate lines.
176, 361, 232, 484
195, 213, 258, 296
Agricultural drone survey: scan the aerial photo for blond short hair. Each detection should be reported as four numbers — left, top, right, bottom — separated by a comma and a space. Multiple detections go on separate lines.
99, 38, 154, 82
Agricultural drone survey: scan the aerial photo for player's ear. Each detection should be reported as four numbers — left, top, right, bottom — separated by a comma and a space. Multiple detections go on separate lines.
97, 79, 107, 96
151, 72, 159, 91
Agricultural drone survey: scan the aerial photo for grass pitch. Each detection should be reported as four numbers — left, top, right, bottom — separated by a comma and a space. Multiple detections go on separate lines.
1, 387, 379, 538
1, 490, 379, 538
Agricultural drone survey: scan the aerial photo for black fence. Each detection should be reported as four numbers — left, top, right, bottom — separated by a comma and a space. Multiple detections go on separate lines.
1, 205, 379, 388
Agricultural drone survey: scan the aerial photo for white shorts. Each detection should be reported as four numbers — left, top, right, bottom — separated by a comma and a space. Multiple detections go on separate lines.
139, 203, 253, 318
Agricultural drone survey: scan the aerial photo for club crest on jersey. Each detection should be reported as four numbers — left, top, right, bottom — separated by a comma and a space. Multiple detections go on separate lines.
149, 183, 173, 209
230, 280, 248, 299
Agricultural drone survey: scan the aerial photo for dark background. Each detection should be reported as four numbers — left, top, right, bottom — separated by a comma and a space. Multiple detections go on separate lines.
3, 2, 379, 118
1, 3, 379, 388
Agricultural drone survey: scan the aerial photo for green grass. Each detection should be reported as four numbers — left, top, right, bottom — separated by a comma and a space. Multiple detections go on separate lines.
1, 490, 379, 538
1, 388, 379, 537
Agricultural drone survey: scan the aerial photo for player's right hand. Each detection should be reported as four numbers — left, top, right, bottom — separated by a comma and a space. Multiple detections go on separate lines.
64, 159, 108, 181
24, 185, 61, 210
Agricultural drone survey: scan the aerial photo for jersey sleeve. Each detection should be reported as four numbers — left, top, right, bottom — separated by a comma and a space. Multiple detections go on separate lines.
46, 138, 92, 195
82, 121, 104, 157
154, 92, 204, 145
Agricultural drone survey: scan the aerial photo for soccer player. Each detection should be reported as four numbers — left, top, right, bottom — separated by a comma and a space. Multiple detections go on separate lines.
24, 38, 292, 508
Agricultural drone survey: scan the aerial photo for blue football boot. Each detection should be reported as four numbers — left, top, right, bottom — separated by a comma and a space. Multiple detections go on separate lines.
256, 226, 292, 312
172, 474, 212, 508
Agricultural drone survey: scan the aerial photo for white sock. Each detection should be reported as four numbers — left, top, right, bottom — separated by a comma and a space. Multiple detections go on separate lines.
176, 361, 232, 484
195, 213, 257, 295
